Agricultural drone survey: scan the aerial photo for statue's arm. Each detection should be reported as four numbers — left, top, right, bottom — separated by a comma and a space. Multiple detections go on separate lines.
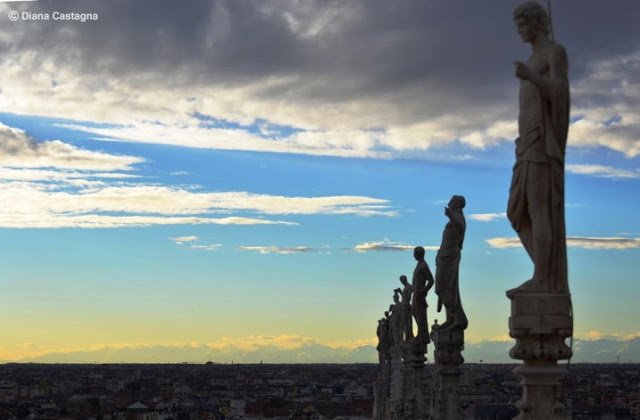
450, 212, 466, 233
528, 45, 569, 100
425, 267, 434, 293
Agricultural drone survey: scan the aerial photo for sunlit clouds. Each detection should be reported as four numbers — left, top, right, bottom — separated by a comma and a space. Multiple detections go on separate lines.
0, 122, 396, 228
469, 212, 507, 222
486, 236, 640, 250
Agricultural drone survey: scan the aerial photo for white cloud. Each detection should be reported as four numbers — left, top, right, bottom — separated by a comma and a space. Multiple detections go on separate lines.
567, 237, 640, 250
0, 123, 143, 171
237, 245, 316, 255
170, 236, 199, 245
351, 240, 439, 253
170, 236, 222, 251
486, 236, 640, 250
469, 212, 507, 222
0, 2, 639, 160
485, 237, 521, 249
186, 244, 222, 251
567, 164, 639, 179
0, 177, 391, 228
0, 123, 396, 228
568, 52, 640, 158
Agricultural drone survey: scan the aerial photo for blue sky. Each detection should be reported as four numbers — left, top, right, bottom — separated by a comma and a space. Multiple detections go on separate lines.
0, 0, 638, 362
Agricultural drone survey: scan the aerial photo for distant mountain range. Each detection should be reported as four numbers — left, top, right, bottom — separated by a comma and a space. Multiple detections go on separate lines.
6, 337, 640, 364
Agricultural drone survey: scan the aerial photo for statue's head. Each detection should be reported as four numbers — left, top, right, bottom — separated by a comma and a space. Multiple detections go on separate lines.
413, 246, 425, 261
399, 275, 408, 285
384, 310, 389, 318
449, 195, 466, 210
513, 1, 550, 41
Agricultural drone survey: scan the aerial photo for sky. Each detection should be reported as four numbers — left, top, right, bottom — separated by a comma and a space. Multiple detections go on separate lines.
0, 0, 638, 363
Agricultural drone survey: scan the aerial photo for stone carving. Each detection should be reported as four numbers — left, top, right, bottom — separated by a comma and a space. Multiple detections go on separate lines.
375, 252, 434, 420
435, 195, 468, 331
506, 0, 570, 298
399, 275, 414, 342
389, 294, 404, 349
506, 3, 573, 419
411, 246, 434, 346
508, 292, 572, 361
376, 317, 391, 365
431, 196, 468, 420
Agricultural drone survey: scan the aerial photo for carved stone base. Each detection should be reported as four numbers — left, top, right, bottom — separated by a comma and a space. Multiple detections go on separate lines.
508, 292, 572, 361
508, 291, 573, 419
407, 340, 429, 420
513, 363, 570, 420
389, 345, 404, 417
437, 365, 462, 420
431, 328, 465, 366
432, 328, 464, 420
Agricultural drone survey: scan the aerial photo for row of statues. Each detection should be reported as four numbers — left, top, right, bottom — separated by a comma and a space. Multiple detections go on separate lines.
376, 195, 468, 364
375, 2, 573, 418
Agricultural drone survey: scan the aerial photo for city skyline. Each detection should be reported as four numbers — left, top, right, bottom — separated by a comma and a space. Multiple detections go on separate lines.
1, 0, 639, 362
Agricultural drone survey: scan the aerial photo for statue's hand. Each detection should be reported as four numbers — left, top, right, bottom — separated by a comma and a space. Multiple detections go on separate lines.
514, 61, 532, 81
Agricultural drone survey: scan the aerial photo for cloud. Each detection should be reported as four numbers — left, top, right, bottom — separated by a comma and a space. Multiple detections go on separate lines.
567, 237, 640, 250
0, 122, 143, 170
169, 236, 222, 251
486, 236, 640, 250
351, 240, 439, 253
1, 1, 638, 158
237, 245, 317, 255
567, 164, 640, 179
568, 52, 640, 157
0, 122, 396, 228
576, 331, 640, 341
59, 122, 392, 159
170, 235, 199, 245
8, 333, 640, 363
3, 335, 378, 363
469, 212, 507, 222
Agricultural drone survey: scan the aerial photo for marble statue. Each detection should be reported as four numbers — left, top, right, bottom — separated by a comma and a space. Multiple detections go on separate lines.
506, 4, 573, 418
389, 293, 404, 348
435, 195, 468, 331
399, 275, 414, 341
376, 315, 390, 364
506, 0, 570, 298
411, 246, 434, 344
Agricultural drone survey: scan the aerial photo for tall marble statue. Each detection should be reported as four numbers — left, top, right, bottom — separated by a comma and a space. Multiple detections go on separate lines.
399, 275, 414, 341
435, 195, 468, 331
411, 246, 434, 344
506, 4, 573, 419
506, 0, 570, 298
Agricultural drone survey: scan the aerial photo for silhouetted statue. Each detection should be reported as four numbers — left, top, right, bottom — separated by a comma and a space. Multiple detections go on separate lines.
376, 315, 391, 364
435, 195, 468, 331
507, 0, 570, 298
399, 275, 414, 341
389, 294, 403, 348
411, 246, 434, 344
376, 318, 390, 364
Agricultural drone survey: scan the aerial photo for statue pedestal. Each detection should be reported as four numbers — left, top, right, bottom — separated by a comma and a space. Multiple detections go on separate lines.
389, 346, 404, 418
432, 328, 464, 366
374, 362, 391, 420
432, 328, 464, 420
508, 292, 572, 419
405, 340, 429, 420
513, 363, 570, 420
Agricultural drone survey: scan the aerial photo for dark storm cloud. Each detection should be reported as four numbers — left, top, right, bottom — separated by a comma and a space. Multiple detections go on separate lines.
2, 0, 639, 129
